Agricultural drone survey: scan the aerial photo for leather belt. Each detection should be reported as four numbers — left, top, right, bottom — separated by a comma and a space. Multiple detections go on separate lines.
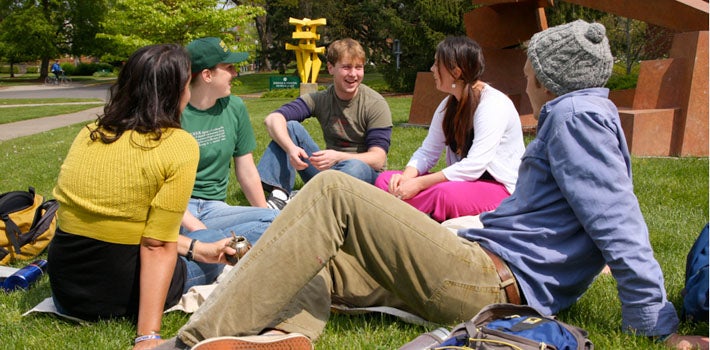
481, 247, 521, 305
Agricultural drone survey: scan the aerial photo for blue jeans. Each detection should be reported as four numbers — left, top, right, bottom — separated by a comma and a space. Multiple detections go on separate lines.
182, 198, 278, 241
181, 199, 278, 292
257, 121, 379, 193
181, 229, 232, 292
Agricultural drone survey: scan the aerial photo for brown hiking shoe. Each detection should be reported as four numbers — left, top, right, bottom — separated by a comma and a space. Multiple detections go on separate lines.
191, 333, 313, 350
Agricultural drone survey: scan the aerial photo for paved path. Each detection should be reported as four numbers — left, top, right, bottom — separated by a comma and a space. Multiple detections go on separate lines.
0, 83, 109, 142
0, 101, 104, 108
0, 82, 266, 142
0, 106, 103, 141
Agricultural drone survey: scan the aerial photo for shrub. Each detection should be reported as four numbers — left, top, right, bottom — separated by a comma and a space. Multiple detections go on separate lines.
606, 62, 640, 90
606, 72, 639, 90
0, 66, 18, 74
261, 88, 300, 98
380, 66, 419, 93
92, 69, 115, 78
261, 85, 326, 99
60, 63, 75, 76
73, 62, 115, 76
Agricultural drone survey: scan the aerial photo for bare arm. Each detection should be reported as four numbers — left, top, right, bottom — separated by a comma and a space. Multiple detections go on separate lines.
392, 170, 447, 200
309, 146, 387, 172
264, 113, 310, 170
387, 166, 420, 194
177, 235, 237, 265
234, 153, 268, 207
181, 210, 207, 232
135, 237, 176, 349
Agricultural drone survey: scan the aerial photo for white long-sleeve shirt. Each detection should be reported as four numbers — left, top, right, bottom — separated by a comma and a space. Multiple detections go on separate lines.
406, 84, 524, 193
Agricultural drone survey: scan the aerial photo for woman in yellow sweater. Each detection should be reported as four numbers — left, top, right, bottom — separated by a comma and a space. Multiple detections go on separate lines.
48, 44, 201, 350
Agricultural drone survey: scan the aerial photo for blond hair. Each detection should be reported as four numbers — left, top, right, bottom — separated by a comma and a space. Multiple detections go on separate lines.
326, 38, 366, 65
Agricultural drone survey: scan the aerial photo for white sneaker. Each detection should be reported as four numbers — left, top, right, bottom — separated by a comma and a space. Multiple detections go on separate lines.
266, 189, 289, 210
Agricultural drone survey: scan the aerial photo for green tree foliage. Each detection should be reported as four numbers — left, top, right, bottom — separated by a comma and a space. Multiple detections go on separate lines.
545, 1, 606, 26
0, 0, 68, 77
65, 0, 109, 58
249, 0, 302, 74
0, 0, 108, 78
228, 0, 273, 71
0, 6, 55, 76
377, 0, 471, 92
232, 0, 470, 91
600, 16, 674, 75
546, 1, 673, 77
96, 0, 265, 63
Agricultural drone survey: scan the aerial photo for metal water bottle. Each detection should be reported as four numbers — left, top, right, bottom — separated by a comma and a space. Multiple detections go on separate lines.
2, 259, 47, 291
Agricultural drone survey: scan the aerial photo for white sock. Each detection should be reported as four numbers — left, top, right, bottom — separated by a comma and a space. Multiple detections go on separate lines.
271, 189, 288, 201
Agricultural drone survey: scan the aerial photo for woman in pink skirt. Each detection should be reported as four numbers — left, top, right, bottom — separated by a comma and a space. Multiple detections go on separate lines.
376, 36, 525, 222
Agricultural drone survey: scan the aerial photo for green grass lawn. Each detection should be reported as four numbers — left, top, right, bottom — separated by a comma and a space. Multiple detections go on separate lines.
0, 83, 707, 349
0, 98, 104, 106
0, 103, 104, 124
0, 74, 115, 87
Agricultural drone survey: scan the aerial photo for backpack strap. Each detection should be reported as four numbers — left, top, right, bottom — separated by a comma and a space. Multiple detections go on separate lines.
0, 187, 36, 254
18, 199, 59, 247
0, 246, 8, 262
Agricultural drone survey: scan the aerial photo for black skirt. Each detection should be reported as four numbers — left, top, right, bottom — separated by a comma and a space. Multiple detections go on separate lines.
47, 228, 186, 321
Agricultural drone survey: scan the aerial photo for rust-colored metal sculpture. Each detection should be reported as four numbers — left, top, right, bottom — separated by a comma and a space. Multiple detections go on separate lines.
408, 0, 709, 156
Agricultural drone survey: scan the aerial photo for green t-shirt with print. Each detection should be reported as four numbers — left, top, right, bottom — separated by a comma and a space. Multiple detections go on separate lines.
181, 95, 257, 201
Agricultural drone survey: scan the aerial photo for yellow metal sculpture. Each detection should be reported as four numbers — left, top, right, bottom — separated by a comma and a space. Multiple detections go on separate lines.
286, 17, 327, 84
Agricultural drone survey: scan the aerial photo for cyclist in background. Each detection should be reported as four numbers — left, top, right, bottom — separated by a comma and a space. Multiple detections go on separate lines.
51, 60, 63, 80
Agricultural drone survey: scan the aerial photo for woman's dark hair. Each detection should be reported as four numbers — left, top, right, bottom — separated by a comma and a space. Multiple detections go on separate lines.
436, 36, 485, 156
90, 44, 191, 143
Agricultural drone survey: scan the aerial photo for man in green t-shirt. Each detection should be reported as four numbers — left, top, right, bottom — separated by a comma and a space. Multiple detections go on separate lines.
256, 38, 393, 210
180, 37, 278, 285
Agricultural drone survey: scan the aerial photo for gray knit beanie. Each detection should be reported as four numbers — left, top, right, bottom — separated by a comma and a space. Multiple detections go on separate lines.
527, 20, 613, 96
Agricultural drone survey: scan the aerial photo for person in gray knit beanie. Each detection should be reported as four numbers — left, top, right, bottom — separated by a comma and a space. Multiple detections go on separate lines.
155, 20, 707, 350
526, 19, 613, 96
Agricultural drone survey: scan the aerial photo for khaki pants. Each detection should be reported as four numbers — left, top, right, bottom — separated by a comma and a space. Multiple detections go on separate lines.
178, 171, 513, 345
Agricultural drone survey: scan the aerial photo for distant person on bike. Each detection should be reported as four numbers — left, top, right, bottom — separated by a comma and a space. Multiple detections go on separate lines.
51, 60, 63, 80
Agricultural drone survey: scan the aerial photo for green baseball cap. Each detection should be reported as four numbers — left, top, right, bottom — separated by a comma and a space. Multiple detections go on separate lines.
187, 37, 249, 73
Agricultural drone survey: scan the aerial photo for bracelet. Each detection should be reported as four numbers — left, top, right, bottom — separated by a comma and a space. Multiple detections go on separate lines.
135, 333, 161, 344
186, 238, 197, 261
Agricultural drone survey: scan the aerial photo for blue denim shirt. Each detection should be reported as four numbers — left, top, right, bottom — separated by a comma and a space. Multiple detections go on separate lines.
459, 88, 679, 336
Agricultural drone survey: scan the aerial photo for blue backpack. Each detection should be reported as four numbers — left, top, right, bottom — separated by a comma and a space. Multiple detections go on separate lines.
682, 224, 709, 322
437, 303, 593, 349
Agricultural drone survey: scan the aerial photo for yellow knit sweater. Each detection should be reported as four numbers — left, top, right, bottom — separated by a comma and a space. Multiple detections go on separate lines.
53, 125, 199, 245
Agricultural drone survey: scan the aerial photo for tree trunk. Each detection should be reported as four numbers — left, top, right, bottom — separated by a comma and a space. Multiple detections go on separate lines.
40, 58, 50, 79
255, 15, 272, 72
299, 0, 312, 18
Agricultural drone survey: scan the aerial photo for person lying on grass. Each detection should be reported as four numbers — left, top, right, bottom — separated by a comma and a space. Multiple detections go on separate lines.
155, 20, 708, 350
